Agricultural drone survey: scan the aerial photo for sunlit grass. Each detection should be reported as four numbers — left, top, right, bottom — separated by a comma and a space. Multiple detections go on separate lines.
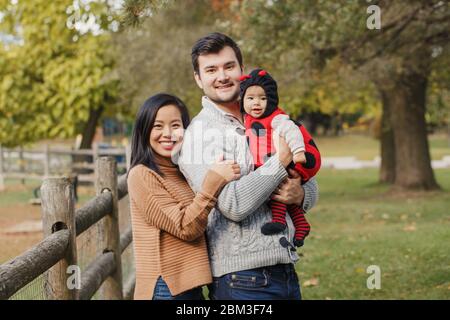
315, 133, 449, 161
298, 168, 450, 299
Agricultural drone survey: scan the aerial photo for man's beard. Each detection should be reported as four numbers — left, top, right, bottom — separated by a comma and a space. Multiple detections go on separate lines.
209, 89, 240, 105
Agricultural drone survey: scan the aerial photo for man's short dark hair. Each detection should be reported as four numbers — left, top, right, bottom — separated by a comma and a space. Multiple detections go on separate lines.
191, 32, 243, 74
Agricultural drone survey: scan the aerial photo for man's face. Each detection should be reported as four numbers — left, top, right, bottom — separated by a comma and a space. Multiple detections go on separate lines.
194, 46, 243, 105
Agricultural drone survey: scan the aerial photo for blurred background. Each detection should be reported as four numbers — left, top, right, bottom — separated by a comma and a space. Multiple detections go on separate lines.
0, 0, 449, 299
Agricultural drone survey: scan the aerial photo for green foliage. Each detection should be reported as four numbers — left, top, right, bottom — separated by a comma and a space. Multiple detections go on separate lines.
0, 0, 121, 147
114, 0, 220, 116
227, 0, 449, 120
120, 0, 167, 27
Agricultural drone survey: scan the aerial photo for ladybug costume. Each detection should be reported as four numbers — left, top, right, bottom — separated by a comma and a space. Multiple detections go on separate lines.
240, 69, 321, 247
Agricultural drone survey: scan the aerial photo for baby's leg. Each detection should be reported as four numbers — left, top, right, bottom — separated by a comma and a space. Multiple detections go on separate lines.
287, 204, 311, 247
261, 200, 288, 235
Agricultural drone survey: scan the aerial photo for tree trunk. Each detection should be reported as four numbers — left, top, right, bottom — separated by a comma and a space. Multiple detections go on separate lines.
80, 106, 104, 150
378, 89, 396, 184
385, 72, 439, 190
73, 106, 104, 166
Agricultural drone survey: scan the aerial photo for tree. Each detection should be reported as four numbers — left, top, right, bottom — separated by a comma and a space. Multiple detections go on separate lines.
227, 0, 449, 190
114, 0, 223, 116
0, 0, 121, 149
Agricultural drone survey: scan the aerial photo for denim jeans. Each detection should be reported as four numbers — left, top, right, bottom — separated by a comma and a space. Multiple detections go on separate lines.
208, 264, 301, 300
152, 277, 204, 300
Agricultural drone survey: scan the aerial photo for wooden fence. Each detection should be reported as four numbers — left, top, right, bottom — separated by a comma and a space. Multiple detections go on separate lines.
0, 156, 134, 300
0, 144, 131, 190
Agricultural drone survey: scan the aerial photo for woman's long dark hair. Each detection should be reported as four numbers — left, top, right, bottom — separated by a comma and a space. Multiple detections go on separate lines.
128, 93, 190, 176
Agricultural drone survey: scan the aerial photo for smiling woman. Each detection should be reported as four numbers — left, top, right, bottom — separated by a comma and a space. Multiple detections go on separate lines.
127, 93, 241, 300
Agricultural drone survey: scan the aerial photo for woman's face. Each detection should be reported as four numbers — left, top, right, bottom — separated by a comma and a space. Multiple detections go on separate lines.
149, 104, 184, 159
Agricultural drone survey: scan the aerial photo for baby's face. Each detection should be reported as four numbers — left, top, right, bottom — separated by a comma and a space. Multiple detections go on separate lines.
243, 85, 267, 118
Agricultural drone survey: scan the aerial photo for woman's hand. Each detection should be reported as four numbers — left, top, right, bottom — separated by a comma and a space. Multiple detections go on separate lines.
209, 155, 241, 185
272, 134, 293, 168
201, 155, 240, 196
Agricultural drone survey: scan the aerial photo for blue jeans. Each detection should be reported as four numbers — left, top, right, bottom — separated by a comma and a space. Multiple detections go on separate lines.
152, 277, 204, 300
208, 264, 301, 300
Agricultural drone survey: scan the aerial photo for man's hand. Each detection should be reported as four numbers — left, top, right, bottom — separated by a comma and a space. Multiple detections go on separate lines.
270, 168, 305, 206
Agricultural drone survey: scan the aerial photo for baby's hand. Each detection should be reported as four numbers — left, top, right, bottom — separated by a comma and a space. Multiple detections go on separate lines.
293, 151, 306, 164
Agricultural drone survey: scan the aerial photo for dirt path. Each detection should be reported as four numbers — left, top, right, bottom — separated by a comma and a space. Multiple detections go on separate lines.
0, 203, 43, 263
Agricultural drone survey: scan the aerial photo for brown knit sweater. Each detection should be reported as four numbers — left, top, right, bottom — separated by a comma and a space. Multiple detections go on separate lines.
127, 154, 225, 300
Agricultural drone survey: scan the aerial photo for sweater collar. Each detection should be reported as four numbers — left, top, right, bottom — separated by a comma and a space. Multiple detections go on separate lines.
201, 96, 243, 124
154, 152, 177, 169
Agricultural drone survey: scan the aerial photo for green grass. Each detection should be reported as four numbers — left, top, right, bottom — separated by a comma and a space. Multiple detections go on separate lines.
0, 178, 93, 207
316, 134, 450, 160
0, 179, 41, 207
2, 134, 450, 300
297, 168, 450, 299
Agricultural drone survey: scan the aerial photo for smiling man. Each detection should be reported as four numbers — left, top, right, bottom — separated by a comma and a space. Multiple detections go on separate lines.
177, 32, 319, 300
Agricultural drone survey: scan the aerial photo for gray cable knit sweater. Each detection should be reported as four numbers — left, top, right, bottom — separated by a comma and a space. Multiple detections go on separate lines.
177, 97, 319, 277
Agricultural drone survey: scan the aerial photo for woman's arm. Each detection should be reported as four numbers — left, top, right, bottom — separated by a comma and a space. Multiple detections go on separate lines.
127, 166, 225, 241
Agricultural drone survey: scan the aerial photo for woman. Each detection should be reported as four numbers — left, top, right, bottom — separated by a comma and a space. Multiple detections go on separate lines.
127, 93, 240, 300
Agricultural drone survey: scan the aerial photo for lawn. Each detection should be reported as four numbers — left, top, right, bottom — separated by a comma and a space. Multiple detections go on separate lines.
1, 134, 449, 299
298, 168, 450, 299
315, 133, 450, 160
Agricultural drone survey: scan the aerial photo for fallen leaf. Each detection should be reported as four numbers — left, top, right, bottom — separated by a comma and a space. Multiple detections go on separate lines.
303, 278, 319, 287
403, 223, 417, 232
355, 267, 365, 274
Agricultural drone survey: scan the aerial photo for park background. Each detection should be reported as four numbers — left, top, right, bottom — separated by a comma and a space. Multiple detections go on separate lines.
0, 0, 449, 299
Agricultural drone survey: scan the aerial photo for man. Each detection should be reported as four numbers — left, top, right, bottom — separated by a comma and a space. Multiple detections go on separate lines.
177, 32, 319, 300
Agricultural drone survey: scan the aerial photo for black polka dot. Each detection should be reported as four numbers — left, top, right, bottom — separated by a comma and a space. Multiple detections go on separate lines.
309, 139, 319, 150
251, 122, 266, 136
288, 161, 296, 169
301, 152, 316, 169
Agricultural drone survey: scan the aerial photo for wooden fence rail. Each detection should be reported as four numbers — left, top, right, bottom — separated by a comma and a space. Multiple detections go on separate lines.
0, 144, 131, 189
0, 156, 134, 300
0, 230, 70, 300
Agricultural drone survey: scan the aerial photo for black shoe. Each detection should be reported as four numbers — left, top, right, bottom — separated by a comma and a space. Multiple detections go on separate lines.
261, 222, 287, 235
293, 239, 304, 247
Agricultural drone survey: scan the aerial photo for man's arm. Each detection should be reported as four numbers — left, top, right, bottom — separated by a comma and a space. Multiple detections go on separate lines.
178, 125, 288, 222
302, 177, 319, 212
270, 169, 319, 213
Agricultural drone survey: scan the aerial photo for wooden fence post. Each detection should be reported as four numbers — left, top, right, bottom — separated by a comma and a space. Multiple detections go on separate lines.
40, 178, 78, 300
96, 156, 123, 299
44, 143, 50, 178
125, 144, 131, 171
0, 145, 4, 191
19, 146, 25, 185
93, 143, 99, 164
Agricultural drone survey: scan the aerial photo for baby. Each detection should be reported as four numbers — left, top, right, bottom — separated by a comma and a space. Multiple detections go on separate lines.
240, 69, 321, 247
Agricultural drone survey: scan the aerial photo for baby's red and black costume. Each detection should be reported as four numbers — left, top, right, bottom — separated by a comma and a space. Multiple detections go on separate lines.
240, 69, 321, 247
